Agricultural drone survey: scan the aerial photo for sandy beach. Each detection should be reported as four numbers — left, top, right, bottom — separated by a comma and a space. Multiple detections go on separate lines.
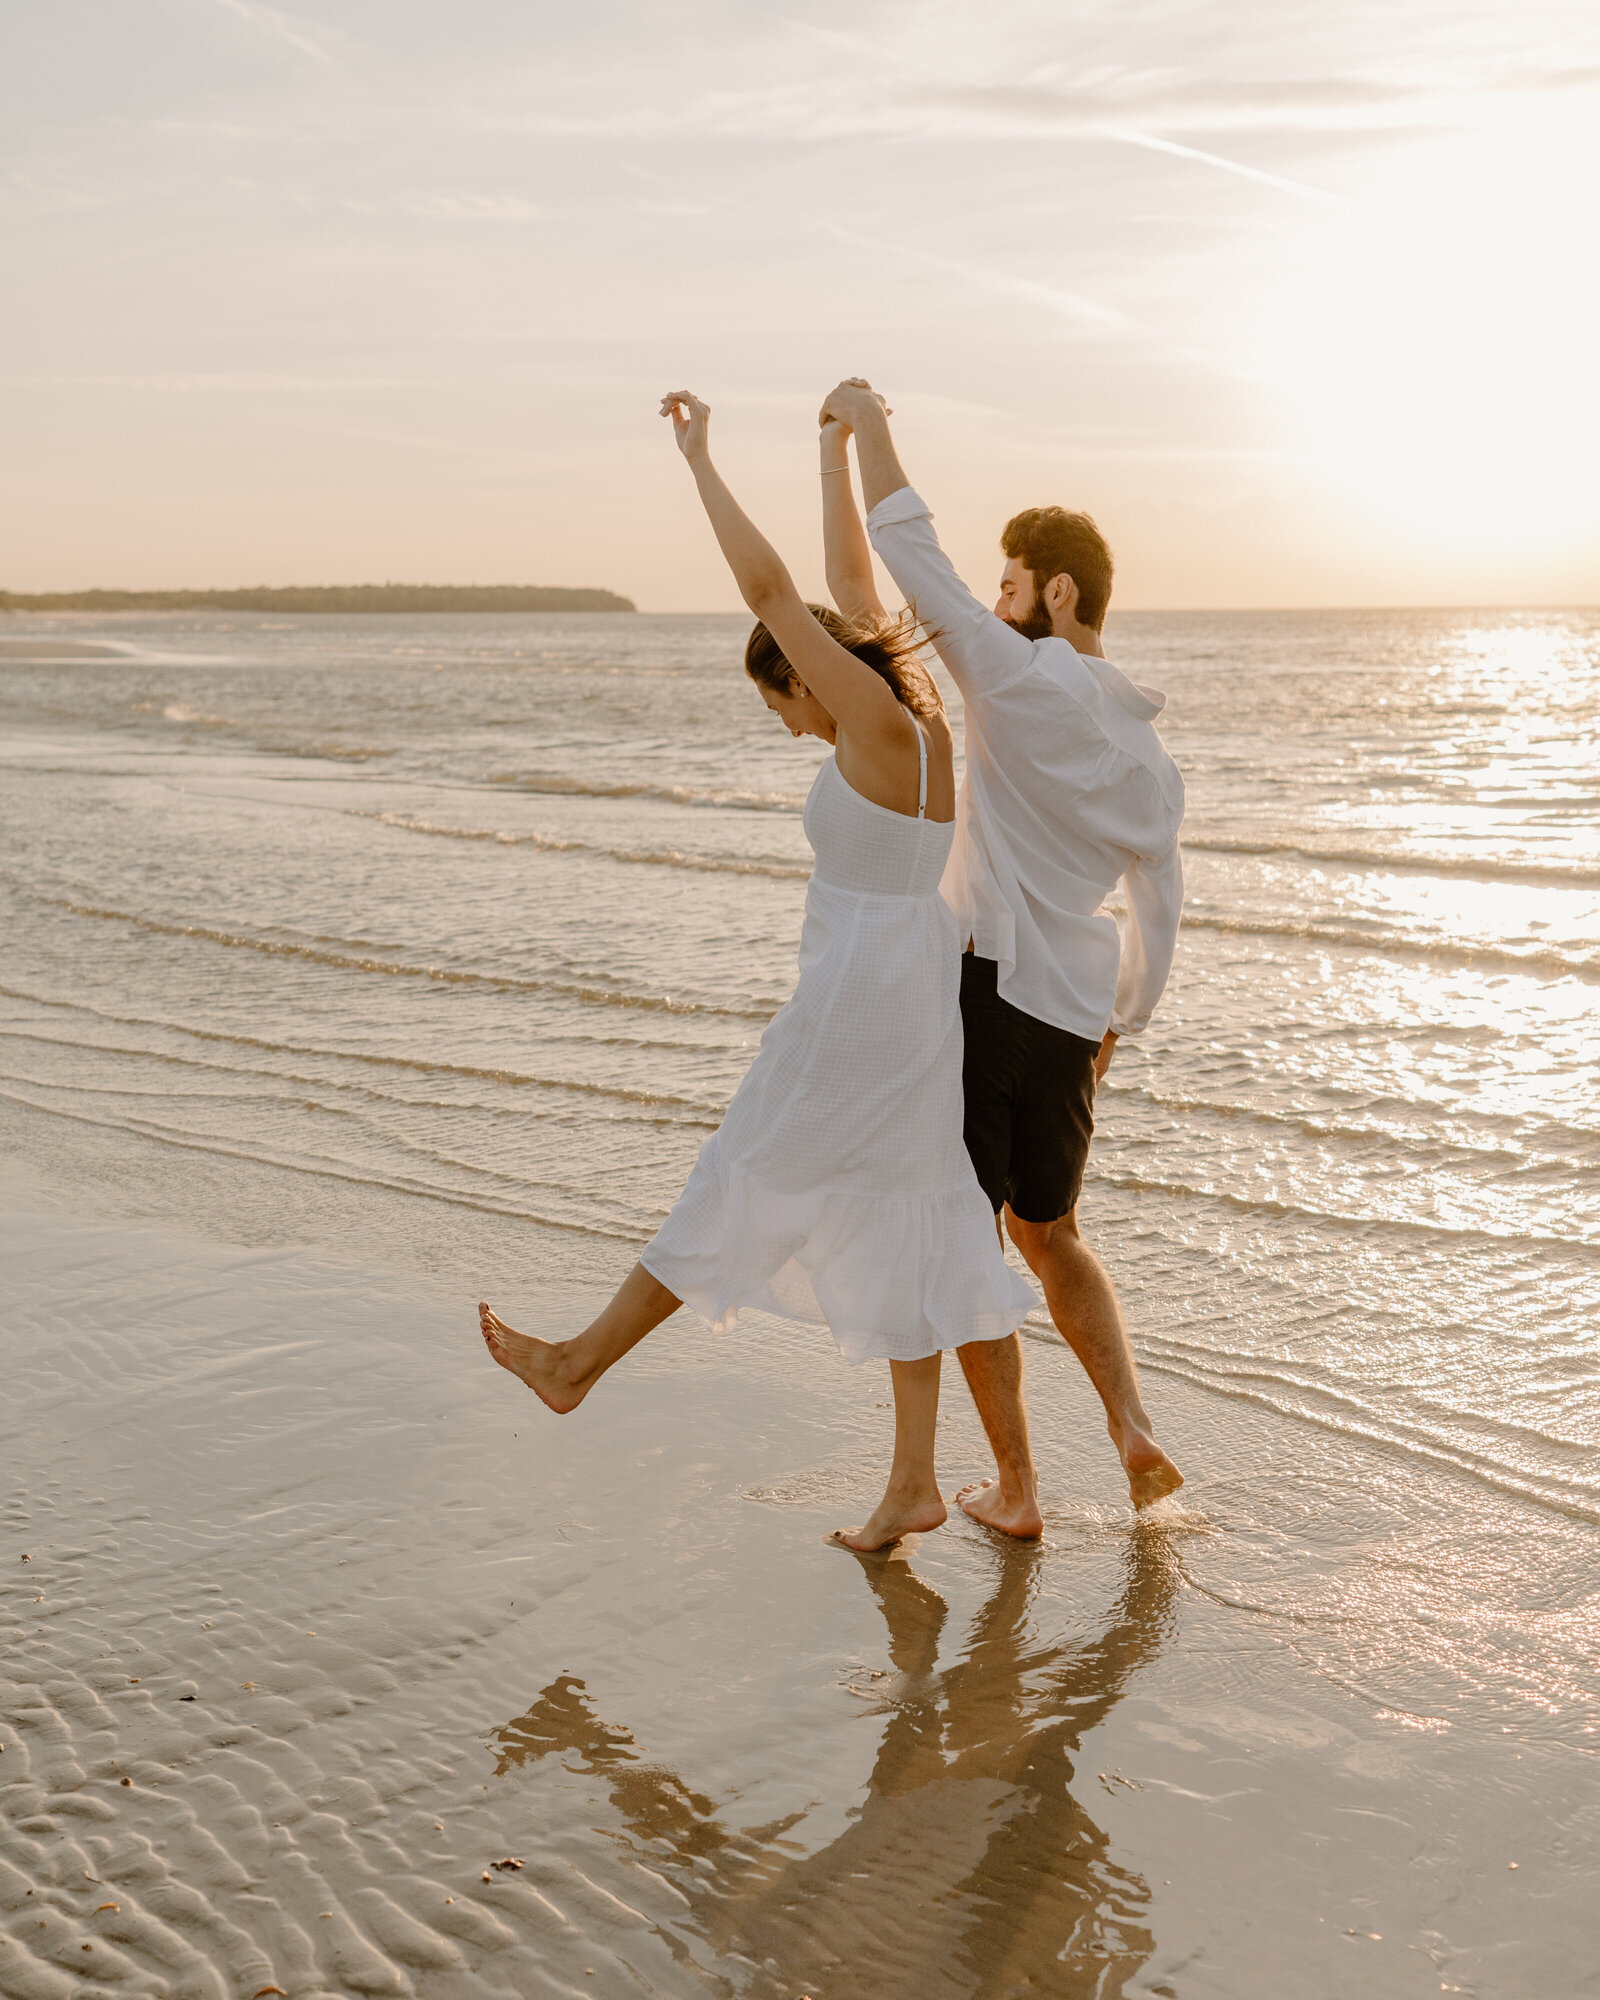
3, 605, 1598, 1997
5, 1135, 1596, 1999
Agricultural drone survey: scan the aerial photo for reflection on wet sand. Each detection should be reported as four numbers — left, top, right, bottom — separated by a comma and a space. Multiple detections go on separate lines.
490, 1526, 1181, 1998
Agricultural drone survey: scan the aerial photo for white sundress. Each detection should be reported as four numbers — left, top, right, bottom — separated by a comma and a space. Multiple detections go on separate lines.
641, 728, 1036, 1365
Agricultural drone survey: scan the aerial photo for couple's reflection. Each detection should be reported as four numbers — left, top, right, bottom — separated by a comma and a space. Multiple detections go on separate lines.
491, 1526, 1179, 1998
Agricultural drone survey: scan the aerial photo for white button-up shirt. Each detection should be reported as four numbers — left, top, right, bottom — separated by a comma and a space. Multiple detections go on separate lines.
868, 486, 1185, 1042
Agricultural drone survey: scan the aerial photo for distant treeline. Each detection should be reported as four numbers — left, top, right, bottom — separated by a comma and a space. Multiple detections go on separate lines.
0, 583, 637, 614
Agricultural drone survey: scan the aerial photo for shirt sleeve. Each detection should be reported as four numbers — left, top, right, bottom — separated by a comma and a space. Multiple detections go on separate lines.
1110, 839, 1183, 1037
866, 486, 1034, 698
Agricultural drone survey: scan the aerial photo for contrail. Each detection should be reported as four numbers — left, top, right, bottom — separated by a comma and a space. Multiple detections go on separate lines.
1103, 127, 1347, 205
819, 221, 1128, 331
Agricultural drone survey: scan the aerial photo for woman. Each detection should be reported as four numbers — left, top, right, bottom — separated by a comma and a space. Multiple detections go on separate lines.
479, 391, 1033, 1552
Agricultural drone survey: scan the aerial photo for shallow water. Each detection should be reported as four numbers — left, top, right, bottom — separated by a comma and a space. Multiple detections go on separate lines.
3, 607, 1597, 1491
2, 605, 1598, 1996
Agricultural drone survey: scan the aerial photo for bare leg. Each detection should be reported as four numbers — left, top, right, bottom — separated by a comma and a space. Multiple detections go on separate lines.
1005, 1206, 1183, 1509
954, 1333, 1044, 1539
478, 1261, 681, 1415
830, 1354, 948, 1553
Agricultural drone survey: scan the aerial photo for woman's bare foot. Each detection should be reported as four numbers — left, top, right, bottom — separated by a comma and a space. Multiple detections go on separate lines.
955, 1477, 1044, 1540
478, 1304, 591, 1415
1113, 1418, 1185, 1509
828, 1486, 947, 1554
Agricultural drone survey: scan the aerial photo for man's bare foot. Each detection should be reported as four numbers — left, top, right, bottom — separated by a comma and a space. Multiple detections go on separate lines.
1113, 1419, 1185, 1509
478, 1303, 590, 1415
955, 1477, 1044, 1540
1128, 1457, 1184, 1508
828, 1489, 947, 1554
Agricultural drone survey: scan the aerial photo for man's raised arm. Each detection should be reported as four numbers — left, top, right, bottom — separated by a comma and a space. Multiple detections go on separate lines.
818, 379, 1032, 697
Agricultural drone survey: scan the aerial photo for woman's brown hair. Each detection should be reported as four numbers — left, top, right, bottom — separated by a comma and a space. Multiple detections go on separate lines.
744, 606, 942, 719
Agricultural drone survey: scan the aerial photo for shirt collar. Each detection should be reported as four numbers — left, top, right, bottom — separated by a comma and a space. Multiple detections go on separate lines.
1050, 640, 1166, 720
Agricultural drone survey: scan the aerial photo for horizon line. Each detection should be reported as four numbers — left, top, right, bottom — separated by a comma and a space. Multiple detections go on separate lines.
2, 593, 1597, 618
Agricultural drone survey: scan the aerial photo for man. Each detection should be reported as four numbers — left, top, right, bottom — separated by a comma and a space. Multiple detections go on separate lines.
819, 378, 1186, 1531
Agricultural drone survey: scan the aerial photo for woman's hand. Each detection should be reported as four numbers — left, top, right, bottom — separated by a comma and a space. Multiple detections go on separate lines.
819, 416, 852, 477
661, 390, 711, 463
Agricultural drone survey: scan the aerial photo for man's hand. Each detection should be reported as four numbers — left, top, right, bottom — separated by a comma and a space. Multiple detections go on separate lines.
1094, 1031, 1118, 1083
819, 380, 908, 515
818, 377, 891, 434
660, 389, 711, 463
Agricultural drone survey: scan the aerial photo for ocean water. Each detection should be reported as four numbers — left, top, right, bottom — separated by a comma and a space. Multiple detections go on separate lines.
3, 606, 1599, 1993
3, 607, 1597, 1504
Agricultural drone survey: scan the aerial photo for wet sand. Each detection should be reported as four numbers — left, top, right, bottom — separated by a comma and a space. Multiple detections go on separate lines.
4, 1160, 1596, 2000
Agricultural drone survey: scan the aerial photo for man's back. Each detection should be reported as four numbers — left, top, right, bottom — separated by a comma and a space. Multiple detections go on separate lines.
868, 485, 1185, 1044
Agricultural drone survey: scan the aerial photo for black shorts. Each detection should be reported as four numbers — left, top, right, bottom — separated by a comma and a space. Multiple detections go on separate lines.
960, 953, 1099, 1224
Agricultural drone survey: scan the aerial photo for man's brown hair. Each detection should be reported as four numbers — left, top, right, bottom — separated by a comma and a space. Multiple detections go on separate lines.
1001, 507, 1114, 632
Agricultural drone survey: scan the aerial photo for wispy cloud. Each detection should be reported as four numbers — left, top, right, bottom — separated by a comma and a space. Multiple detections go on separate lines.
486, 54, 1600, 154
399, 193, 541, 222
919, 58, 1600, 141
336, 191, 542, 222
204, 0, 334, 66
6, 170, 124, 208
19, 373, 419, 391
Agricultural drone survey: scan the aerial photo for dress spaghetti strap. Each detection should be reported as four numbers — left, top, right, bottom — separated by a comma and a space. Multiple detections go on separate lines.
915, 724, 928, 821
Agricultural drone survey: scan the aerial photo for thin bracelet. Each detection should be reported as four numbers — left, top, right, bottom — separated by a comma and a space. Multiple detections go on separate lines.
820, 466, 852, 476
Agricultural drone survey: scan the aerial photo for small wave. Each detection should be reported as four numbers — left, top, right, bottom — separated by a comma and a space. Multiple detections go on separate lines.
0, 1084, 654, 1243
356, 810, 582, 850
0, 980, 744, 1064
611, 845, 807, 880
0, 1023, 727, 1118
31, 893, 778, 1020
1105, 1080, 1600, 1168
356, 811, 811, 880
1086, 1166, 1600, 1254
1180, 911, 1599, 981
282, 740, 393, 762
124, 701, 393, 760
486, 770, 809, 814
1123, 1337, 1600, 1528
162, 702, 231, 726
1183, 836, 1600, 889
129, 697, 241, 729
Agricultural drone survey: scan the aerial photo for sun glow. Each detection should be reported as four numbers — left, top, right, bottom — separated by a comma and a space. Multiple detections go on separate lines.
1256, 99, 1600, 558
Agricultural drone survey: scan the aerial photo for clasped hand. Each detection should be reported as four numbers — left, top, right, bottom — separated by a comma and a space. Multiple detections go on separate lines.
817, 377, 892, 435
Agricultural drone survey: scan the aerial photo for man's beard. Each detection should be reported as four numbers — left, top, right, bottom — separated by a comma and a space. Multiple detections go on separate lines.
1002, 596, 1054, 642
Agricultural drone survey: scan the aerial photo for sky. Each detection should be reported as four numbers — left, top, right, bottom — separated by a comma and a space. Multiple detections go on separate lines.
4, 0, 1599, 611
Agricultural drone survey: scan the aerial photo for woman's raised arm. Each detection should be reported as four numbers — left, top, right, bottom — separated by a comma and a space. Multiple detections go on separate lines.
820, 420, 887, 626
661, 391, 906, 744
